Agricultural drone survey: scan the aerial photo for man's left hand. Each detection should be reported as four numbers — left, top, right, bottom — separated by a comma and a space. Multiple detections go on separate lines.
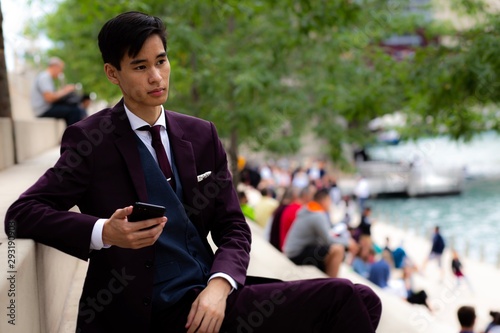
185, 277, 231, 333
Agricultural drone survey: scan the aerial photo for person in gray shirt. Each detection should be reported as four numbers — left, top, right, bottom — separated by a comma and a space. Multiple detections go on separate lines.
31, 57, 86, 126
284, 188, 355, 278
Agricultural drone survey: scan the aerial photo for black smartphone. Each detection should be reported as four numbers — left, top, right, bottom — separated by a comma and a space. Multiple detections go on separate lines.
128, 202, 166, 222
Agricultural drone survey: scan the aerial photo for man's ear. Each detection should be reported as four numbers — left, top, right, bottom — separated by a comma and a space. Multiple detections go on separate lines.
104, 63, 119, 85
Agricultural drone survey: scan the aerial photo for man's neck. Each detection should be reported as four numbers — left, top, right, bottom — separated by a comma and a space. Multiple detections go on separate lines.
47, 68, 58, 79
126, 104, 162, 126
306, 201, 325, 212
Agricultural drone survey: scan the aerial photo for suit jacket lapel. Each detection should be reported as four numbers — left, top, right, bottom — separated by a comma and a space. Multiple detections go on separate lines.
111, 101, 148, 202
164, 111, 198, 211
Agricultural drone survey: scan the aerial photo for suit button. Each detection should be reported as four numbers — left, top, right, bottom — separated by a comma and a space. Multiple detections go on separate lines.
143, 297, 151, 306
145, 260, 153, 269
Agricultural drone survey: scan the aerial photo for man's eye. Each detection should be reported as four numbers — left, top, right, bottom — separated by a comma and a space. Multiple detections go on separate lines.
135, 65, 146, 70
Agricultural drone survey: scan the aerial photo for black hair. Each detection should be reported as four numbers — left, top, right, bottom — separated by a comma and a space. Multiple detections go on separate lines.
98, 11, 166, 70
491, 311, 500, 324
457, 306, 476, 327
313, 188, 329, 202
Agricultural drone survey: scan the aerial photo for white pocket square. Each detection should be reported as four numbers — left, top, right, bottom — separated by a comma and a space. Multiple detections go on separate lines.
197, 171, 212, 182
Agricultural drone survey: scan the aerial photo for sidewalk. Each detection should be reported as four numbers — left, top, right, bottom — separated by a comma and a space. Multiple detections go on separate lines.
371, 221, 500, 332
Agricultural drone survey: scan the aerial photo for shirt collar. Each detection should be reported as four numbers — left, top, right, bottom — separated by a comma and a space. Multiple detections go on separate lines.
124, 104, 166, 131
306, 201, 326, 212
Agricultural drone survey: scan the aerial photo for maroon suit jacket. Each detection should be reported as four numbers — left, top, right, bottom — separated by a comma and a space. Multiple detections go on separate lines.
5, 100, 251, 332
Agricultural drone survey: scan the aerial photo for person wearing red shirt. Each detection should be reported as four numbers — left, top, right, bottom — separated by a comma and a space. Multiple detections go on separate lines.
279, 185, 314, 250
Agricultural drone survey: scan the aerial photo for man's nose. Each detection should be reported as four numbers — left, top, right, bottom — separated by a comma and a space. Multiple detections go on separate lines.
149, 68, 162, 83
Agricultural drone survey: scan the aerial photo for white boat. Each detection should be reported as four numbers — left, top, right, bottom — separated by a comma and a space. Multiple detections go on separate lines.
352, 160, 464, 197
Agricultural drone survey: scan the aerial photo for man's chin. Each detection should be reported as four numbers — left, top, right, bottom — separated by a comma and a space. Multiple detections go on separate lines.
147, 95, 168, 106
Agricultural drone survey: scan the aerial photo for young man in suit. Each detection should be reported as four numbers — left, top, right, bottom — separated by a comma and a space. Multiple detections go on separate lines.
5, 11, 381, 333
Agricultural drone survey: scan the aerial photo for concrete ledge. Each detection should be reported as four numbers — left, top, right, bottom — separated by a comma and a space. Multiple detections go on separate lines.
0, 239, 41, 333
0, 239, 83, 333
0, 148, 81, 333
14, 119, 65, 163
7, 68, 66, 164
36, 243, 83, 333
0, 118, 15, 171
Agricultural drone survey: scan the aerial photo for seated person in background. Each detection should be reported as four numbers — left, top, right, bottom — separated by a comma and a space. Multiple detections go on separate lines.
284, 188, 353, 278
392, 242, 407, 269
403, 266, 430, 310
353, 206, 374, 264
80, 93, 92, 114
253, 187, 279, 228
368, 249, 391, 289
352, 247, 374, 279
370, 250, 430, 309
238, 191, 255, 222
31, 57, 86, 126
356, 206, 373, 237
340, 194, 357, 225
457, 305, 476, 333
279, 185, 314, 250
267, 186, 295, 250
486, 311, 500, 333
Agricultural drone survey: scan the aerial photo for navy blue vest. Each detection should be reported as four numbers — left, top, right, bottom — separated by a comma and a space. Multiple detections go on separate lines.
135, 136, 212, 314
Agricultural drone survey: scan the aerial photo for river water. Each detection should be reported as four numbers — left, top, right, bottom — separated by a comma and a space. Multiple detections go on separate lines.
365, 132, 500, 265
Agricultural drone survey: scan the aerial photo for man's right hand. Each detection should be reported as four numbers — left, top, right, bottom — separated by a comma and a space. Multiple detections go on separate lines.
102, 206, 167, 249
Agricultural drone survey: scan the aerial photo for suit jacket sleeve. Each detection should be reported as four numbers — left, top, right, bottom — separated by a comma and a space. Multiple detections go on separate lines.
4, 125, 98, 260
203, 122, 251, 287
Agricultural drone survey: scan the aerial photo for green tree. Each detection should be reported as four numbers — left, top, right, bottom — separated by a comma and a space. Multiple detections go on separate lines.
404, 0, 500, 141
26, 0, 500, 177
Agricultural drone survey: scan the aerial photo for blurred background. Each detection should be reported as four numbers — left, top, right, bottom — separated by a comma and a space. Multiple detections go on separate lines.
2, 0, 500, 331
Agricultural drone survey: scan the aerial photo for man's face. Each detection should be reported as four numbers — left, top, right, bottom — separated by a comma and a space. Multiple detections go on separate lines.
49, 63, 65, 78
105, 34, 170, 114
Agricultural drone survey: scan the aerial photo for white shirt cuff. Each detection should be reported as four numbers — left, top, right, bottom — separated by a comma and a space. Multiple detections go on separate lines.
208, 273, 238, 294
90, 218, 112, 250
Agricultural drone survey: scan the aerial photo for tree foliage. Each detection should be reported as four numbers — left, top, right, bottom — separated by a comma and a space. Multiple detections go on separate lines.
405, 2, 500, 141
25, 0, 500, 171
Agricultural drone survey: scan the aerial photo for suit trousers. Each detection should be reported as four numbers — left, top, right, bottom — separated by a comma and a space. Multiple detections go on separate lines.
40, 103, 85, 126
150, 278, 382, 333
